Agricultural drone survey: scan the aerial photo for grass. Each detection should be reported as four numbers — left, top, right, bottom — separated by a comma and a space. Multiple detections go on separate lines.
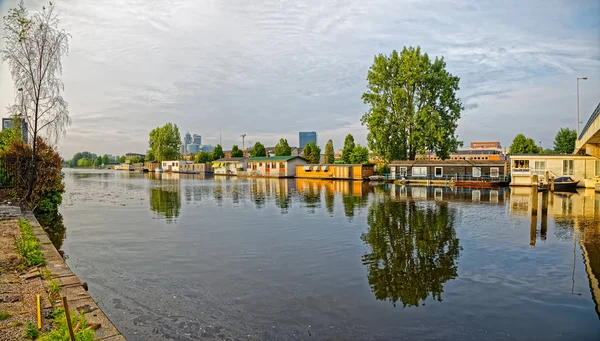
24, 322, 39, 339
0, 311, 11, 320
48, 280, 59, 296
15, 219, 45, 267
12, 321, 24, 327
39, 308, 95, 341
42, 269, 53, 280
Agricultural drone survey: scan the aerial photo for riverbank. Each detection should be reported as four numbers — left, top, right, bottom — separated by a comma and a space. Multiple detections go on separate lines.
0, 205, 125, 340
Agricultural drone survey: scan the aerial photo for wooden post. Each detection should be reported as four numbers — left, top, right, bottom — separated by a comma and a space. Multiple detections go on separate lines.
541, 191, 548, 215
62, 296, 76, 341
550, 176, 555, 192
531, 186, 539, 216
541, 212, 548, 241
530, 214, 537, 246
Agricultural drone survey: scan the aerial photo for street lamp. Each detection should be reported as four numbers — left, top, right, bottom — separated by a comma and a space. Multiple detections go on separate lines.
577, 77, 588, 136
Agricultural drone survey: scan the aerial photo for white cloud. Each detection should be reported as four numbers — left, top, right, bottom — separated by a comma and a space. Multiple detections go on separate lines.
0, 0, 598, 157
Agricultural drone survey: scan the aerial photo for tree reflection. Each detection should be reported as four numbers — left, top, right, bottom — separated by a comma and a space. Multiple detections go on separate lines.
149, 186, 181, 223
324, 189, 334, 214
37, 211, 66, 250
342, 193, 368, 218
361, 198, 460, 307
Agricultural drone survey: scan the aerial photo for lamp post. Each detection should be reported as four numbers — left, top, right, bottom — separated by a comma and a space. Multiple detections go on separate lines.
576, 77, 588, 136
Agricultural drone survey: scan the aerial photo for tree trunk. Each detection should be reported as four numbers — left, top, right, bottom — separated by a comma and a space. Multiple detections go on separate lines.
25, 103, 39, 202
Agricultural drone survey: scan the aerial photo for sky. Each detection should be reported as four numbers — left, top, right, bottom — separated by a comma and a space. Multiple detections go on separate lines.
0, 0, 599, 159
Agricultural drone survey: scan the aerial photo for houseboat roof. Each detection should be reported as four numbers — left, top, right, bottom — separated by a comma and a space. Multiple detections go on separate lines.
214, 157, 246, 162
390, 160, 506, 165
247, 156, 308, 162
509, 154, 598, 158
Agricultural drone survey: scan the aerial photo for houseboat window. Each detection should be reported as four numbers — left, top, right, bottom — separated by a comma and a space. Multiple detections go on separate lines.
259, 163, 262, 167
434, 167, 443, 177
534, 161, 546, 171
562, 160, 574, 176
412, 167, 427, 177
472, 167, 482, 178
399, 167, 407, 176
512, 160, 529, 169
596, 160, 600, 177
271, 162, 277, 169
280, 163, 285, 170
490, 167, 499, 178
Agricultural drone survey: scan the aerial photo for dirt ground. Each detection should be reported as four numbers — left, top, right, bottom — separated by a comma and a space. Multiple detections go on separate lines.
0, 219, 53, 341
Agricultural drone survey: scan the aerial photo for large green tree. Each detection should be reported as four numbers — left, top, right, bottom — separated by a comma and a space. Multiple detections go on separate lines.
362, 197, 460, 307
70, 152, 96, 168
212, 144, 225, 160
119, 155, 126, 163
250, 142, 266, 157
230, 145, 243, 157
351, 145, 370, 164
274, 138, 292, 156
553, 128, 577, 154
195, 151, 213, 163
94, 157, 102, 167
303, 141, 321, 164
148, 123, 181, 162
324, 139, 335, 164
509, 134, 541, 154
342, 134, 355, 164
361, 46, 463, 161
102, 154, 110, 165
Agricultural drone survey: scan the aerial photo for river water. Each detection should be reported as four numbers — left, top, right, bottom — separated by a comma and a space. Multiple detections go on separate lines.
48, 169, 600, 340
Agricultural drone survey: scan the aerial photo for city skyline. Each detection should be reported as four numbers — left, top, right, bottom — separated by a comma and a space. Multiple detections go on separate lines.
0, 0, 598, 158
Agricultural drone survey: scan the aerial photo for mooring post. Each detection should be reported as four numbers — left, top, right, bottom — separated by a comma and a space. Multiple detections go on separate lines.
541, 212, 548, 241
550, 176, 555, 192
530, 185, 538, 246
541, 190, 548, 215
531, 184, 539, 216
530, 214, 537, 246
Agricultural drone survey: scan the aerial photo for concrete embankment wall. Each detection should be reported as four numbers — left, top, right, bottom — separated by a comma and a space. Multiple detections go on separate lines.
22, 208, 126, 341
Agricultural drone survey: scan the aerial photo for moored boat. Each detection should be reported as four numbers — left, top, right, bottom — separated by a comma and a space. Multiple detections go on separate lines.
369, 175, 386, 181
553, 176, 579, 192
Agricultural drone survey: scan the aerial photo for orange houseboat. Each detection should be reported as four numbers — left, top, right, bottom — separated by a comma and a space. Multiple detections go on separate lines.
295, 164, 375, 180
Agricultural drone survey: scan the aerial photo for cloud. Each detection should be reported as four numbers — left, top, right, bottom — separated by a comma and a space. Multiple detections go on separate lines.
0, 0, 598, 158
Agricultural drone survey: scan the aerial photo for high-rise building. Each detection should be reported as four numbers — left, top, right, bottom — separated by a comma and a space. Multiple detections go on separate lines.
187, 144, 200, 154
192, 134, 201, 146
299, 131, 317, 149
183, 132, 192, 154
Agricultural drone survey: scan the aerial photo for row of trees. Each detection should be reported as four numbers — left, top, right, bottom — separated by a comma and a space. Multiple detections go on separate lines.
509, 128, 577, 155
67, 153, 128, 168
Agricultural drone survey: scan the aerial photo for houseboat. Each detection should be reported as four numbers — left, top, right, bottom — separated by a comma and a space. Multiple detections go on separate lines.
114, 163, 134, 171
213, 158, 247, 176
509, 154, 599, 188
295, 164, 375, 180
389, 160, 509, 187
243, 156, 307, 178
179, 162, 214, 174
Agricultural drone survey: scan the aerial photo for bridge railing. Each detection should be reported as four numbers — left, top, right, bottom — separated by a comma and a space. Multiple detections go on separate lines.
579, 102, 600, 140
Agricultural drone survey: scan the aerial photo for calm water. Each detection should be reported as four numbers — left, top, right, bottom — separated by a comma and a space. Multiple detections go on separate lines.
48, 169, 600, 340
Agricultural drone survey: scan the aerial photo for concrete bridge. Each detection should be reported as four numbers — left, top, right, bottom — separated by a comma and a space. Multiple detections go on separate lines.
575, 102, 600, 157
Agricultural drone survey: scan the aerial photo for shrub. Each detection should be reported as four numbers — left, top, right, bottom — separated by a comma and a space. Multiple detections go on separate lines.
24, 322, 39, 339
40, 308, 95, 341
0, 138, 64, 212
0, 311, 11, 320
15, 219, 45, 267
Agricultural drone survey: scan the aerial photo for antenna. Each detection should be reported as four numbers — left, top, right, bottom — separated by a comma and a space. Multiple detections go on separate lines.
240, 134, 246, 149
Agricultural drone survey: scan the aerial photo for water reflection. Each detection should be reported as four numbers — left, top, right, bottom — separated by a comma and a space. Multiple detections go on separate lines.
148, 174, 181, 223
361, 196, 461, 307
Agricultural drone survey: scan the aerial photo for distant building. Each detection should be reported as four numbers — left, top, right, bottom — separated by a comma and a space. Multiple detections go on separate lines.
193, 134, 201, 146
299, 131, 317, 149
2, 117, 28, 143
201, 145, 215, 153
180, 143, 185, 155
470, 141, 502, 150
187, 143, 200, 154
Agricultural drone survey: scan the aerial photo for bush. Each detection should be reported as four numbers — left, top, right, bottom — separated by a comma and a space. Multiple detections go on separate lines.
15, 219, 45, 267
0, 311, 11, 320
24, 322, 39, 339
0, 137, 64, 212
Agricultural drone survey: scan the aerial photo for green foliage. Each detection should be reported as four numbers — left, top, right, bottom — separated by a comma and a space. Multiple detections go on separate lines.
0, 117, 23, 151
0, 311, 11, 320
509, 134, 541, 154
361, 198, 460, 307
542, 148, 555, 154
48, 280, 59, 296
324, 139, 335, 164
128, 156, 145, 164
68, 152, 96, 168
39, 308, 95, 341
102, 154, 109, 165
1, 138, 64, 212
350, 144, 370, 164
149, 187, 181, 224
230, 145, 243, 157
148, 123, 181, 162
15, 219, 45, 266
342, 134, 355, 164
212, 144, 225, 160
303, 141, 321, 164
376, 163, 390, 175
194, 151, 213, 163
146, 150, 155, 162
361, 46, 463, 161
93, 157, 102, 167
553, 127, 577, 154
24, 322, 39, 339
118, 155, 126, 163
249, 142, 266, 157
274, 138, 291, 156
36, 211, 66, 250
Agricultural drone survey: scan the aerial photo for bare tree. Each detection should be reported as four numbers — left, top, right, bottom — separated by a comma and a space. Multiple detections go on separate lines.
2, 1, 71, 200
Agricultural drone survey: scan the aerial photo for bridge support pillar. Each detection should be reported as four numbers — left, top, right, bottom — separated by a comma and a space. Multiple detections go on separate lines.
585, 143, 600, 158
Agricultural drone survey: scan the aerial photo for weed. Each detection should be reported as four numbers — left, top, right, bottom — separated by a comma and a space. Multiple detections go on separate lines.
42, 269, 52, 280
15, 219, 45, 267
24, 322, 39, 339
12, 320, 24, 327
39, 308, 94, 341
0, 311, 11, 320
48, 280, 59, 296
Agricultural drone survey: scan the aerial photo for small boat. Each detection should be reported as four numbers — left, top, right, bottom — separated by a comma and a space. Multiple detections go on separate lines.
369, 175, 386, 181
553, 177, 579, 192
156, 166, 163, 173
140, 168, 149, 173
